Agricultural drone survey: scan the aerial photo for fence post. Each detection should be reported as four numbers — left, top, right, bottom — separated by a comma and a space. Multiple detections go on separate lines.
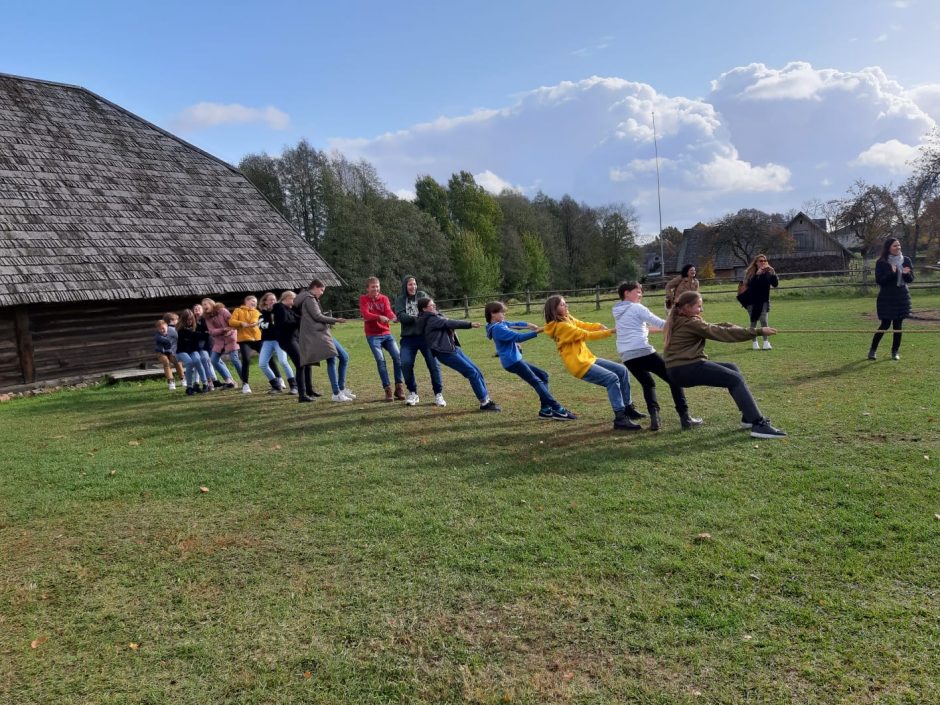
861, 261, 869, 296
464, 296, 470, 318
525, 290, 531, 314
595, 285, 601, 310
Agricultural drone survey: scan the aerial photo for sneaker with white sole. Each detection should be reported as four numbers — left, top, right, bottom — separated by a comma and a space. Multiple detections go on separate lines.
434, 393, 447, 407
241, 383, 252, 394
341, 388, 357, 399
167, 381, 177, 391
277, 377, 286, 390
752, 339, 760, 350
762, 340, 772, 350
405, 391, 419, 406
331, 392, 352, 402
551, 407, 578, 421
740, 416, 771, 430
750, 418, 787, 439
479, 400, 501, 412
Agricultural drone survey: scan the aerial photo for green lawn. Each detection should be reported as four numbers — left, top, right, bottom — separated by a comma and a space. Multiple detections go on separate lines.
2, 292, 939, 704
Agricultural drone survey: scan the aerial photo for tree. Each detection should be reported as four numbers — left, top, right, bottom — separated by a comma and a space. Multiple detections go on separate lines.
414, 175, 454, 237
447, 171, 503, 259
829, 181, 897, 255
710, 209, 792, 266
597, 207, 640, 285
521, 232, 550, 291
238, 153, 286, 214
451, 229, 501, 297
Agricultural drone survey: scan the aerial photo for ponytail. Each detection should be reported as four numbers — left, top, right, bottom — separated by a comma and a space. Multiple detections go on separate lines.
663, 291, 702, 349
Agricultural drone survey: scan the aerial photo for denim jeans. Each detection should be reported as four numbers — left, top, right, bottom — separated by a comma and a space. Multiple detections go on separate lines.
197, 350, 222, 382
581, 358, 632, 412
259, 340, 294, 382
211, 349, 242, 379
505, 360, 558, 409
366, 334, 403, 387
667, 361, 762, 423
400, 335, 443, 394
435, 348, 488, 402
176, 352, 201, 387
326, 339, 350, 395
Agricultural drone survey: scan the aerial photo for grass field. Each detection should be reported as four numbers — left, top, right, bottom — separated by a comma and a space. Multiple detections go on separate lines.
2, 290, 939, 704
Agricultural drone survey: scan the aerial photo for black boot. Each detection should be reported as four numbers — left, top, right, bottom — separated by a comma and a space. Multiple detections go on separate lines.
867, 349, 877, 361
614, 410, 641, 431
649, 408, 661, 431
287, 377, 298, 395
267, 378, 282, 394
680, 413, 704, 430
625, 403, 647, 420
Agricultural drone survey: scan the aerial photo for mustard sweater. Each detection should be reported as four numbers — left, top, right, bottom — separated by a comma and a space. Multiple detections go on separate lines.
543, 316, 614, 379
229, 305, 261, 342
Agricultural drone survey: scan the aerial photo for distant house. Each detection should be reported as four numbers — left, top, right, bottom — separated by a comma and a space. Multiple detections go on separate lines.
668, 213, 852, 280
0, 73, 342, 390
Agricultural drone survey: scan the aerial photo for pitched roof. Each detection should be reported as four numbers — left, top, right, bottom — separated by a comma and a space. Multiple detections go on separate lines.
0, 73, 342, 307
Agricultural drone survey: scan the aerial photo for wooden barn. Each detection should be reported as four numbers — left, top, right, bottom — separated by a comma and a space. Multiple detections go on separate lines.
0, 73, 342, 391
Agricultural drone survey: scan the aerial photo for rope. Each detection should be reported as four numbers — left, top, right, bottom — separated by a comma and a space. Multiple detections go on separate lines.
777, 329, 940, 333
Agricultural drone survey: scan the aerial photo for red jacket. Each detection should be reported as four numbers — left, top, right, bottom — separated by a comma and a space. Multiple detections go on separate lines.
359, 294, 396, 336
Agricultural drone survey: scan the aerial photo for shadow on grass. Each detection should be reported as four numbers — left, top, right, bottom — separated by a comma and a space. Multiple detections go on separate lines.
785, 359, 870, 386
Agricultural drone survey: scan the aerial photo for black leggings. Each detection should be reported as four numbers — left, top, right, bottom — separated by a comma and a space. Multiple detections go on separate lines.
278, 337, 307, 398
870, 319, 903, 354
238, 341, 280, 384
667, 361, 763, 424
624, 353, 688, 416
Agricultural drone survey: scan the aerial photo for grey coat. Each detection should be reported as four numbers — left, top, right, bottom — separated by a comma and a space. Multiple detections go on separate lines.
295, 290, 338, 365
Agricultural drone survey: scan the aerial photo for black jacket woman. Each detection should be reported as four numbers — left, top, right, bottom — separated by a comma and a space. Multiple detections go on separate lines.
868, 237, 914, 361
742, 254, 779, 350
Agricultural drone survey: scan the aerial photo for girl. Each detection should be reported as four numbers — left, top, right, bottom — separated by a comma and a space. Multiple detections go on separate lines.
542, 295, 640, 431
395, 275, 445, 407
203, 299, 242, 388
663, 291, 786, 439
193, 302, 224, 389
612, 281, 702, 431
229, 295, 283, 394
295, 279, 354, 403
258, 292, 297, 394
868, 237, 914, 361
175, 308, 210, 395
742, 254, 779, 350
417, 298, 500, 411
484, 301, 576, 420
273, 290, 314, 402
665, 264, 699, 311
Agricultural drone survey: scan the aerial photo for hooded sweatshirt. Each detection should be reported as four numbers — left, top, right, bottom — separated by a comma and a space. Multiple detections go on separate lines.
663, 316, 758, 368
485, 321, 538, 369
543, 316, 613, 379
418, 310, 472, 354
611, 299, 666, 361
394, 275, 430, 338
229, 305, 261, 342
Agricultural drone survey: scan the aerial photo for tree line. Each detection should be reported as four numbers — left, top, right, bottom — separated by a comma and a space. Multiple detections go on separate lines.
238, 140, 641, 311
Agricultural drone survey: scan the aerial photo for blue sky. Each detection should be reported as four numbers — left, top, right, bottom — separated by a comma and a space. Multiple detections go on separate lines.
3, 0, 939, 234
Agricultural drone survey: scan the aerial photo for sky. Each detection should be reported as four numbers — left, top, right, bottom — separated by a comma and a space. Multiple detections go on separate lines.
3, 0, 939, 236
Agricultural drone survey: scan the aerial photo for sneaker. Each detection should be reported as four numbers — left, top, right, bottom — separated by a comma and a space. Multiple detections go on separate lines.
752, 339, 760, 350
405, 391, 420, 406
479, 400, 501, 412
185, 386, 195, 396
538, 407, 554, 420
277, 377, 287, 390
740, 416, 769, 430
551, 407, 578, 421
867, 350, 877, 361
267, 387, 282, 395
434, 393, 447, 407
331, 392, 352, 402
288, 386, 298, 395
763, 340, 773, 350
891, 351, 900, 361
342, 388, 357, 400
167, 381, 177, 391
223, 381, 236, 390
750, 418, 787, 439
680, 415, 703, 430
241, 383, 252, 394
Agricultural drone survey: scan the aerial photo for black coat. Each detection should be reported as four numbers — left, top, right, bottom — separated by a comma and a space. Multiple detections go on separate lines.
417, 310, 472, 354
745, 269, 779, 309
875, 257, 914, 320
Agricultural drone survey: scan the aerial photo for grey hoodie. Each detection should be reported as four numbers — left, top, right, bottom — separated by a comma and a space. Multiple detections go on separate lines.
394, 274, 431, 338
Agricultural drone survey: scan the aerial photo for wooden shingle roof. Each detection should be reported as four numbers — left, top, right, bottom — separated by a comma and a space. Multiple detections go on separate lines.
0, 73, 342, 307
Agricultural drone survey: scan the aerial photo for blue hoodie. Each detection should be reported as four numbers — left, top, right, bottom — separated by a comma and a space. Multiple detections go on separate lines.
485, 321, 538, 368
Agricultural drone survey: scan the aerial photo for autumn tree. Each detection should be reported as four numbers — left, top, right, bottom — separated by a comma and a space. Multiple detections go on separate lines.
710, 209, 792, 266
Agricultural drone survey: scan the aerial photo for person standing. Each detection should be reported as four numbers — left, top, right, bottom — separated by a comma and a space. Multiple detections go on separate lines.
360, 277, 405, 402
742, 254, 779, 350
296, 279, 353, 402
665, 264, 700, 311
395, 275, 445, 407
868, 237, 914, 361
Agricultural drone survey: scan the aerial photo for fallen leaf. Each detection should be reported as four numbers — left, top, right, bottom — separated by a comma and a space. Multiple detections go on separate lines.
199, 487, 209, 494
128, 440, 140, 447
272, 444, 281, 450
303, 671, 312, 679
109, 470, 117, 476
694, 532, 712, 543
128, 642, 139, 650
562, 671, 575, 682
30, 636, 48, 649
925, 455, 931, 461
934, 514, 940, 521
742, 634, 753, 641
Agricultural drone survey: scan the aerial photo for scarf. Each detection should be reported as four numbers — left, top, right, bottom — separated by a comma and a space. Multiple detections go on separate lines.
888, 253, 904, 286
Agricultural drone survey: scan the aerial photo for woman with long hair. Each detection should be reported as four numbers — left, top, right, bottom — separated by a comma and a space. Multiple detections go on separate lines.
741, 254, 779, 350
665, 264, 699, 311
868, 237, 914, 361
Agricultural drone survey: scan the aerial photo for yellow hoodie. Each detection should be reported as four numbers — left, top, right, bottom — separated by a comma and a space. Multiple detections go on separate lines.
229, 305, 261, 342
543, 315, 614, 379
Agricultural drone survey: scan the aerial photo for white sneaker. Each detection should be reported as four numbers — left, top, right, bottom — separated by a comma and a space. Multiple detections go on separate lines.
331, 392, 351, 402
434, 393, 447, 407
167, 381, 177, 391
241, 383, 252, 394
278, 377, 287, 390
762, 340, 772, 350
752, 339, 760, 350
342, 388, 357, 399
405, 391, 419, 406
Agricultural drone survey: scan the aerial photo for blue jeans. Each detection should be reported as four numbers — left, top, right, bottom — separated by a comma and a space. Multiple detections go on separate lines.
581, 358, 632, 412
259, 341, 294, 382
176, 352, 202, 387
435, 348, 488, 402
211, 349, 242, 379
400, 335, 443, 394
505, 360, 558, 409
325, 339, 350, 395
367, 334, 403, 387
197, 350, 223, 382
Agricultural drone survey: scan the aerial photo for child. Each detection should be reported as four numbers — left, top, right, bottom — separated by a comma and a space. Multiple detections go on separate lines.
175, 308, 211, 395
360, 277, 405, 402
395, 275, 445, 407
484, 301, 576, 420
192, 302, 224, 388
228, 295, 282, 394
153, 319, 181, 391
203, 300, 241, 389
663, 291, 786, 439
417, 298, 500, 411
612, 281, 702, 431
160, 313, 187, 385
258, 291, 298, 395
542, 295, 640, 431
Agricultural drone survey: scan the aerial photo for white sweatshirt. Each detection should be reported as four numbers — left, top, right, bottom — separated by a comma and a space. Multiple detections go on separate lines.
611, 299, 667, 361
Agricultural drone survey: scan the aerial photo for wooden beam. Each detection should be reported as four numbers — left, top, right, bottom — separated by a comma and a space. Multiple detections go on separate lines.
12, 307, 35, 384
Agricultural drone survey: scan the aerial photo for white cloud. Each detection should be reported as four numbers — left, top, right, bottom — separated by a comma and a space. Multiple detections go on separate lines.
172, 102, 290, 131
851, 139, 919, 173
394, 188, 416, 201
473, 170, 521, 195
908, 84, 940, 123
874, 33, 889, 42
893, 0, 910, 7
692, 153, 791, 192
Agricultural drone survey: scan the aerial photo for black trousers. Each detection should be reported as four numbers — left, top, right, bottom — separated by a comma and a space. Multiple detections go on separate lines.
624, 352, 688, 416
238, 340, 280, 385
870, 318, 903, 353
667, 360, 762, 424
278, 337, 307, 398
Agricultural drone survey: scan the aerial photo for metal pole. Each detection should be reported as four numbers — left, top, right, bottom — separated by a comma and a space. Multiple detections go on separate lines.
652, 111, 665, 278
